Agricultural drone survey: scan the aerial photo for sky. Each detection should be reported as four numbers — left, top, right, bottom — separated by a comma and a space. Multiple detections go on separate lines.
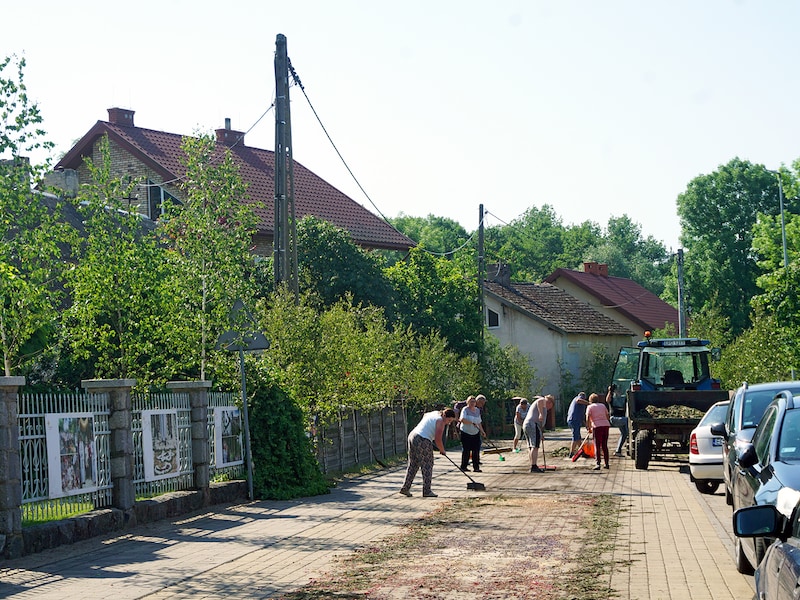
4, 0, 800, 252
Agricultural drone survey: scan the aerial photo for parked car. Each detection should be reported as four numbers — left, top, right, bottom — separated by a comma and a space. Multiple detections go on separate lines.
731, 390, 800, 574
733, 487, 800, 598
689, 400, 729, 494
711, 381, 800, 506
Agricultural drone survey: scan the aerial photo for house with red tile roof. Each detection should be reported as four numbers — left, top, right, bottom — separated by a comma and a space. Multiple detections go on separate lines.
544, 261, 678, 336
483, 264, 634, 418
50, 108, 414, 254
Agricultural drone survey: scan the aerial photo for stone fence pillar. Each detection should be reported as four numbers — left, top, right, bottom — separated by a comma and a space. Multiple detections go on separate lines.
167, 380, 211, 505
82, 379, 137, 512
0, 376, 25, 558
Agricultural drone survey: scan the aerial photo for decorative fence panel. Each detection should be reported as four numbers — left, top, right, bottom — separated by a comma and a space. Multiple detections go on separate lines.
18, 391, 113, 523
132, 391, 194, 499
208, 391, 245, 481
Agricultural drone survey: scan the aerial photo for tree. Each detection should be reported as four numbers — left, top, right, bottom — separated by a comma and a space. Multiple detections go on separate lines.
385, 246, 482, 357
61, 135, 168, 383
676, 158, 783, 336
295, 216, 396, 314
390, 213, 470, 256
0, 55, 66, 376
587, 215, 670, 296
161, 133, 257, 381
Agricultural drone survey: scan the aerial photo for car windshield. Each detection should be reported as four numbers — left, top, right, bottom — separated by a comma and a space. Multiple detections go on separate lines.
744, 386, 800, 428
778, 409, 800, 461
699, 402, 729, 426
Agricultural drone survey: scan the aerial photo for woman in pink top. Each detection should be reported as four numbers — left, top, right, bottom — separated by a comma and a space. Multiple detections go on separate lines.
586, 393, 611, 470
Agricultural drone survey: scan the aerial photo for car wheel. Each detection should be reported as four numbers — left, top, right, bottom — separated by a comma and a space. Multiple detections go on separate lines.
694, 480, 720, 494
735, 537, 754, 575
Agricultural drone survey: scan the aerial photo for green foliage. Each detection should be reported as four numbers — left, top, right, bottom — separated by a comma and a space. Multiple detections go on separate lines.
686, 295, 733, 349
713, 311, 795, 389
386, 246, 481, 357
587, 215, 670, 296
483, 205, 600, 282
0, 55, 66, 376
390, 213, 470, 256
61, 135, 168, 383
677, 158, 785, 336
580, 344, 616, 397
247, 364, 329, 500
479, 334, 536, 403
296, 216, 396, 313
161, 133, 257, 381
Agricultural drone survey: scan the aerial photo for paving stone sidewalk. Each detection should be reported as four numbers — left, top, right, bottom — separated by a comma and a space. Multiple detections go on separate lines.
0, 430, 755, 599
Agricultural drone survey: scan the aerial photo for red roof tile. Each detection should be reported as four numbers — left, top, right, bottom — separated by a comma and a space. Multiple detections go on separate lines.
484, 281, 635, 336
56, 119, 414, 252
544, 267, 678, 332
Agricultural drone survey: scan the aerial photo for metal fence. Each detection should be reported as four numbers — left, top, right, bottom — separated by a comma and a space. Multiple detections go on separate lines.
17, 388, 247, 524
18, 391, 113, 523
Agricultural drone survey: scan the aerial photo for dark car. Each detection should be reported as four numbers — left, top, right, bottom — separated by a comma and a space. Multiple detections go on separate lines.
731, 390, 800, 574
712, 381, 800, 506
733, 488, 800, 599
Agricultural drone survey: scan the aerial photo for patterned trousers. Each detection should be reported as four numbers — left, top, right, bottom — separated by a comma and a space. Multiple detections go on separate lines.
401, 434, 435, 494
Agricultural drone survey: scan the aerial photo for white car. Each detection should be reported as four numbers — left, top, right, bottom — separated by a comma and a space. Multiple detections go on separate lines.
689, 400, 730, 494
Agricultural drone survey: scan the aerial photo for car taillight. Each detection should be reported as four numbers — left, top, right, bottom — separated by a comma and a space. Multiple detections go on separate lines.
690, 433, 699, 454
631, 382, 641, 391
711, 381, 721, 389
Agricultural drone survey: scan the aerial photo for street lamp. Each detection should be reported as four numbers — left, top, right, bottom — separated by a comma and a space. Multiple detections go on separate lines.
766, 168, 794, 379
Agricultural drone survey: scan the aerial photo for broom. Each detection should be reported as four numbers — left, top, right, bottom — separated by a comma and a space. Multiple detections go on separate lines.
443, 452, 486, 491
571, 432, 595, 462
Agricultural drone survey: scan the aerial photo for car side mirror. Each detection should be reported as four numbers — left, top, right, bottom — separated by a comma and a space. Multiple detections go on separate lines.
737, 444, 758, 469
733, 504, 783, 538
710, 422, 727, 437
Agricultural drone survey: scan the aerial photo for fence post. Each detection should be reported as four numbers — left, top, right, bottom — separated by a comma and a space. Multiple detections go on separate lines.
167, 380, 211, 505
0, 376, 25, 558
82, 379, 137, 513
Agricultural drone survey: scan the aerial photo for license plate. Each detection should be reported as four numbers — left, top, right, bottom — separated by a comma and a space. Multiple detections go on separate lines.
712, 438, 723, 447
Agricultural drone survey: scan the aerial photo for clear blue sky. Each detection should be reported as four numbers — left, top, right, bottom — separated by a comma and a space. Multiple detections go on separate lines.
4, 0, 799, 252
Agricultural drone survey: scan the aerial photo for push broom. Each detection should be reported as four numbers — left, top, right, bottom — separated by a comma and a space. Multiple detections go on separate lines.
443, 453, 486, 491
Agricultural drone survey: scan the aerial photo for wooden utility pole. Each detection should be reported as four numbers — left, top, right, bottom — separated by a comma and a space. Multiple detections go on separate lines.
478, 204, 485, 344
273, 33, 298, 297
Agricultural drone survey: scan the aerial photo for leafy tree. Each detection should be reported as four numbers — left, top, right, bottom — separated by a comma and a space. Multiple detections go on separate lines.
0, 55, 66, 376
479, 334, 536, 400
385, 246, 481, 357
483, 205, 600, 282
61, 135, 168, 382
713, 311, 795, 389
390, 213, 470, 256
295, 216, 396, 314
587, 215, 670, 296
676, 158, 782, 335
161, 133, 257, 381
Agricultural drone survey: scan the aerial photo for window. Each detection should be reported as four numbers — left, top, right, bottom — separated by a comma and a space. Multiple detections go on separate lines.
487, 308, 499, 328
147, 180, 180, 220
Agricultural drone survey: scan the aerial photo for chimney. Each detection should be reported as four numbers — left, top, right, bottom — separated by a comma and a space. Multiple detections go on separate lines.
583, 262, 609, 277
486, 263, 511, 287
215, 117, 245, 147
107, 107, 135, 127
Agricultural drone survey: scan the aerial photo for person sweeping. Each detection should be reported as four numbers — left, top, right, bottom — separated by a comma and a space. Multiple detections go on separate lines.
523, 395, 554, 473
399, 408, 457, 498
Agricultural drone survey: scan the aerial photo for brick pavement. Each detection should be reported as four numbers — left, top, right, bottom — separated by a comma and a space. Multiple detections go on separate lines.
0, 430, 755, 599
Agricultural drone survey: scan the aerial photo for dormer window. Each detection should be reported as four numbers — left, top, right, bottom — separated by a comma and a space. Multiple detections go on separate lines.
147, 180, 180, 220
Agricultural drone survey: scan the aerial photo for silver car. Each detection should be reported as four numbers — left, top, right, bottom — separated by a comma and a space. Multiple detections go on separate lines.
689, 400, 730, 494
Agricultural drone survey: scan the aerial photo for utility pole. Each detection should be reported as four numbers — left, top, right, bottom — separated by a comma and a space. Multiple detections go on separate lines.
273, 33, 298, 298
677, 249, 686, 337
478, 204, 485, 345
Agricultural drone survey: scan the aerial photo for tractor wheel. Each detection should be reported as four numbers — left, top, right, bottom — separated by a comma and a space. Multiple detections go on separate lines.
634, 430, 651, 470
